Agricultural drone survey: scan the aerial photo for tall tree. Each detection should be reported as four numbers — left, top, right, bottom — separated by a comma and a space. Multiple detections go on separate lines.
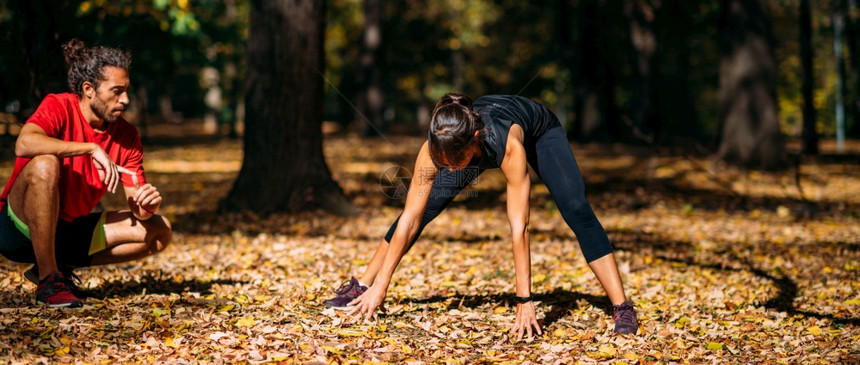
800, 0, 818, 155
575, 0, 623, 142
844, 0, 860, 137
716, 0, 786, 170
626, 0, 656, 142
2, 0, 79, 112
221, 0, 355, 215
355, 0, 386, 136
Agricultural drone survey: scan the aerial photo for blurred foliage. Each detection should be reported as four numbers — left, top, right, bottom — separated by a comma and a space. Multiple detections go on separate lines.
0, 0, 857, 142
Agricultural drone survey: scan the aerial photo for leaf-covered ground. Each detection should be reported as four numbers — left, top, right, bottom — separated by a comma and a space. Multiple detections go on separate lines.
0, 134, 858, 364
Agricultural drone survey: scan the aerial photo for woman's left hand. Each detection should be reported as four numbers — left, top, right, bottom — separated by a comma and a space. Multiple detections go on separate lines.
511, 301, 542, 341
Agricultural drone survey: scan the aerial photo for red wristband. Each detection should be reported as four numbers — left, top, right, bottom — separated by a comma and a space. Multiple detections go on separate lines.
140, 206, 156, 215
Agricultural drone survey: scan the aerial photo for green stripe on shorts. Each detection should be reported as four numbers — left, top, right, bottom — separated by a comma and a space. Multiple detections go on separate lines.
6, 203, 31, 240
7, 203, 107, 256
88, 212, 107, 255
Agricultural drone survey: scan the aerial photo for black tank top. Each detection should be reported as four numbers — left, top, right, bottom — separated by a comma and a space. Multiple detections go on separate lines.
474, 95, 561, 168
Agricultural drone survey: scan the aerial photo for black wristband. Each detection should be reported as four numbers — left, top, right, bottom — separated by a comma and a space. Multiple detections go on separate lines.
513, 295, 532, 303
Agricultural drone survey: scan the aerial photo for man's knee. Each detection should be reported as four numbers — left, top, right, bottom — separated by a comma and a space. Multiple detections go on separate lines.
23, 155, 60, 186
146, 215, 172, 253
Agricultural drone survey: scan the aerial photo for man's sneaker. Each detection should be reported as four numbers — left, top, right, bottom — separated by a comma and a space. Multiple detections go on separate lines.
324, 277, 367, 310
613, 300, 639, 334
36, 271, 83, 308
24, 265, 87, 298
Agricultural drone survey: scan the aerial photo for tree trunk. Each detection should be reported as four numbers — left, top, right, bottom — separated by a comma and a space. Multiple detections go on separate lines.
626, 0, 656, 143
221, 0, 356, 215
356, 0, 386, 137
556, 0, 578, 137
717, 0, 786, 170
651, 1, 702, 144
800, 0, 818, 155
576, 0, 622, 143
845, 0, 860, 137
12, 0, 79, 111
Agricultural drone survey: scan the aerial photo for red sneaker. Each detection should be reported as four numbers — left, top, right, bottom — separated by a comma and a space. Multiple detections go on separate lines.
36, 271, 83, 308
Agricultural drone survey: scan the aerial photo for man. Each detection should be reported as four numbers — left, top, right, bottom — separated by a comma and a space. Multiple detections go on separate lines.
0, 39, 172, 307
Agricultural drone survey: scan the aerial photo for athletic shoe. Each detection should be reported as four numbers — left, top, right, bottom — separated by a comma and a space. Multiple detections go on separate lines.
24, 265, 86, 297
612, 300, 639, 334
36, 271, 83, 308
324, 277, 367, 310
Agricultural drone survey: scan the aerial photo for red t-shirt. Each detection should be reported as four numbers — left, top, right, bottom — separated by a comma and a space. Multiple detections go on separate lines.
0, 93, 146, 221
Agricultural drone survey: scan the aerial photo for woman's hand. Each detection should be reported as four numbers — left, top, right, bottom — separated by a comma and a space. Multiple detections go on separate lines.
346, 283, 387, 322
511, 301, 542, 341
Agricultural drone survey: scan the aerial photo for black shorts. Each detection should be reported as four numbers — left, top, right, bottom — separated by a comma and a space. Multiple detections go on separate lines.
0, 203, 101, 267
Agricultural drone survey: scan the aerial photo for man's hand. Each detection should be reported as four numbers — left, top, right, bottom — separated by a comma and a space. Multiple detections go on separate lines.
91, 145, 121, 193
346, 283, 387, 322
511, 301, 542, 341
123, 169, 161, 218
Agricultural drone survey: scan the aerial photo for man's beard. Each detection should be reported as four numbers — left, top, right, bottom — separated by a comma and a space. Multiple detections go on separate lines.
91, 94, 122, 123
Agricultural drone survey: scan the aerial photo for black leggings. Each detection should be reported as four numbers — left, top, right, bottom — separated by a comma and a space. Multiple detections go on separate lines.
385, 126, 613, 263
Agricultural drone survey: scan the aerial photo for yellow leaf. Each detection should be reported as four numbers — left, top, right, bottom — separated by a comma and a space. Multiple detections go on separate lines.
844, 299, 860, 305
322, 345, 341, 355
402, 344, 413, 354
235, 317, 255, 328
624, 353, 639, 361
706, 342, 725, 350
552, 328, 568, 337
304, 293, 316, 300
218, 304, 234, 312
350, 259, 369, 265
807, 326, 821, 336
164, 337, 176, 347
598, 344, 617, 356
533, 273, 547, 284
441, 281, 457, 288
378, 324, 387, 332
55, 345, 70, 355
493, 306, 507, 314
337, 328, 366, 337
59, 337, 72, 345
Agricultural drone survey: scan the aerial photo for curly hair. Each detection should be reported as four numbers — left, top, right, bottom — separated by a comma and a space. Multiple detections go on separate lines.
62, 39, 131, 97
427, 93, 485, 166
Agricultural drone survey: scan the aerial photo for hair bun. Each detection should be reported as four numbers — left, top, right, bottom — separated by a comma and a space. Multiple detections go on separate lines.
438, 93, 472, 108
62, 39, 89, 65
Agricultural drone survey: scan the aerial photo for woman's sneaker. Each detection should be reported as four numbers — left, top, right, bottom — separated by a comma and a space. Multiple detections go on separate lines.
324, 277, 367, 310
36, 271, 83, 308
612, 301, 639, 334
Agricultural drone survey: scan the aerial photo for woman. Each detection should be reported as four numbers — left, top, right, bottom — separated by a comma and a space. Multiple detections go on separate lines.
326, 93, 638, 338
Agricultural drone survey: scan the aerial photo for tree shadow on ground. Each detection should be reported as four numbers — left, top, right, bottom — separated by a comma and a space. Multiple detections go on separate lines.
395, 290, 612, 328
82, 271, 247, 298
611, 231, 860, 327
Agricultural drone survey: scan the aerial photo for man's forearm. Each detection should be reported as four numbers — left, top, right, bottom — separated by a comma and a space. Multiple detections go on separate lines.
16, 133, 95, 158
